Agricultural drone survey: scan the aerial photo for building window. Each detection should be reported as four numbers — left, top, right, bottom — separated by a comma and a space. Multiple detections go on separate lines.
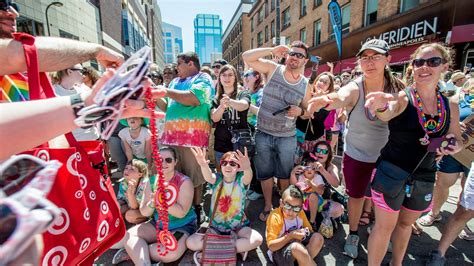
251, 38, 254, 49
251, 16, 254, 31
285, 37, 291, 45
300, 27, 307, 44
271, 20, 275, 38
265, 0, 269, 17
265, 26, 269, 42
257, 31, 263, 47
365, 0, 378, 26
271, 0, 275, 11
16, 17, 44, 36
313, 0, 322, 8
400, 0, 420, 12
300, 0, 307, 17
329, 4, 350, 39
258, 7, 264, 24
282, 7, 291, 30
313, 19, 321, 46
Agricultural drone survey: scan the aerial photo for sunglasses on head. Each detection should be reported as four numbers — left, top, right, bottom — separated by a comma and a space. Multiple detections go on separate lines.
162, 157, 174, 164
243, 72, 254, 78
315, 147, 329, 155
0, 0, 19, 12
412, 57, 445, 68
288, 51, 306, 59
302, 166, 316, 171
283, 202, 302, 213
221, 160, 238, 167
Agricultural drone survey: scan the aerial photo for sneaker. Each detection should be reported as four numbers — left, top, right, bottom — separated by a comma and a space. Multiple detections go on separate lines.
311, 222, 318, 232
112, 248, 130, 265
418, 212, 441, 226
426, 250, 446, 266
343, 234, 359, 259
459, 226, 474, 241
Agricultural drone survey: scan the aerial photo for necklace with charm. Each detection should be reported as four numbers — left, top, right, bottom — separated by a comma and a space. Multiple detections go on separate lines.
411, 88, 446, 145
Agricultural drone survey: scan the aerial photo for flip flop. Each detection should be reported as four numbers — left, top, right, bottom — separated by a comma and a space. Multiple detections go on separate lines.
259, 209, 272, 222
412, 223, 423, 236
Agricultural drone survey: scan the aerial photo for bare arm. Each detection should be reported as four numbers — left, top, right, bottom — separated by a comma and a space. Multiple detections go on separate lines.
242, 47, 281, 77
307, 82, 359, 115
139, 181, 154, 217
211, 105, 225, 123
164, 89, 200, 106
1, 37, 123, 75
122, 140, 133, 162
228, 98, 250, 112
367, 90, 408, 122
319, 164, 340, 188
191, 147, 217, 184
249, 104, 259, 115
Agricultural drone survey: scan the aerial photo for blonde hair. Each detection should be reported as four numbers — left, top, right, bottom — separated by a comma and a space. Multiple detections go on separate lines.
127, 159, 149, 180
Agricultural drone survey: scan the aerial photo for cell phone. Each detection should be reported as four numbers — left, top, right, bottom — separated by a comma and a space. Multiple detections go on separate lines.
427, 136, 455, 152
272, 105, 291, 116
310, 55, 320, 64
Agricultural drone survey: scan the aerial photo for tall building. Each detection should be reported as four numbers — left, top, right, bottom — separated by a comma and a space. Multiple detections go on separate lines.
248, 0, 474, 75
163, 22, 184, 64
148, 1, 165, 69
222, 0, 254, 73
194, 14, 223, 65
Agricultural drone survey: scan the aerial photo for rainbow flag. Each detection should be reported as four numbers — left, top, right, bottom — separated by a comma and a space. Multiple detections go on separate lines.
0, 73, 28, 102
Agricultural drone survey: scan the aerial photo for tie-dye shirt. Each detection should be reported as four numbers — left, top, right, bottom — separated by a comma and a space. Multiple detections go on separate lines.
247, 88, 263, 127
210, 173, 248, 232
160, 72, 213, 148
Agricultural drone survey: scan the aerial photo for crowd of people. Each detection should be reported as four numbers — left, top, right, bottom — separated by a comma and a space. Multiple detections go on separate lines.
0, 2, 473, 266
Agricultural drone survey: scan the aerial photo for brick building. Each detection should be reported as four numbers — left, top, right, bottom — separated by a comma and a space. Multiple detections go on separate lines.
245, 0, 474, 75
222, 0, 254, 74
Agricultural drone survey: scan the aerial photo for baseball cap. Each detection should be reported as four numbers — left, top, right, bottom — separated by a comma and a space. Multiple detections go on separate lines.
357, 39, 390, 57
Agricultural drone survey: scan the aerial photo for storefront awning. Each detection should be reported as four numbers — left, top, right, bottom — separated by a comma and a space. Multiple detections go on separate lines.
450, 24, 474, 44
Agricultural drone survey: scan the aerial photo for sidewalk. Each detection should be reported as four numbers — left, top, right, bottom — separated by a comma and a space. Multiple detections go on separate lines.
96, 158, 473, 265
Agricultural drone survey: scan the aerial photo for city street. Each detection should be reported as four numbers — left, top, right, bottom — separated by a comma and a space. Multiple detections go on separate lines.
96, 157, 473, 265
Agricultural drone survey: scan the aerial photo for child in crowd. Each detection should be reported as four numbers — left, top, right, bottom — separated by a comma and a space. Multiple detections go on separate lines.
266, 185, 324, 266
117, 159, 152, 224
290, 141, 344, 234
187, 147, 263, 261
118, 117, 152, 171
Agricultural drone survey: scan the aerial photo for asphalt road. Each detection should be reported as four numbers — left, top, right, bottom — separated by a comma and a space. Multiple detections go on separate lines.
96, 158, 473, 265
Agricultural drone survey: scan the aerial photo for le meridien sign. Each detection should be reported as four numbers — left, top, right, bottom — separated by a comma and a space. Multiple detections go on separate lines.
365, 17, 438, 48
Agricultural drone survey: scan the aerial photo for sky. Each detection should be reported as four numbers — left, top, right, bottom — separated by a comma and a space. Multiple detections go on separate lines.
157, 0, 241, 52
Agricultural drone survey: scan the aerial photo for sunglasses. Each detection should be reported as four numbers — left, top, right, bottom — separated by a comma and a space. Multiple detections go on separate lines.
221, 160, 239, 167
70, 68, 84, 74
212, 65, 222, 69
288, 51, 306, 59
282, 202, 302, 213
412, 57, 445, 68
0, 0, 19, 12
302, 166, 316, 171
162, 157, 174, 164
315, 147, 329, 155
1, 155, 46, 196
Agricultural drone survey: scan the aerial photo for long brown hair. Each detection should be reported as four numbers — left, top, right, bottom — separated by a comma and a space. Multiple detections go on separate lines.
312, 72, 335, 94
302, 141, 333, 170
216, 64, 240, 102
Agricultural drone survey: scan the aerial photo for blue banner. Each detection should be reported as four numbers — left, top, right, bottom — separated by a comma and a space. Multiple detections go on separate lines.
328, 0, 342, 58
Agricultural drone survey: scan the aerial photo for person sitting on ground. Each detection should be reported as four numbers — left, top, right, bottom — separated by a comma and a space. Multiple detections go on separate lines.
117, 159, 152, 224
290, 141, 343, 231
118, 147, 197, 265
118, 117, 152, 171
266, 185, 324, 266
187, 147, 263, 260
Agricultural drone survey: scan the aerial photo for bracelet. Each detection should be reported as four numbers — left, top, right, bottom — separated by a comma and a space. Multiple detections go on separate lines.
376, 103, 389, 113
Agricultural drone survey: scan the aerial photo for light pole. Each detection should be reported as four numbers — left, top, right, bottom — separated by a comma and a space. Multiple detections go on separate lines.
45, 1, 63, 36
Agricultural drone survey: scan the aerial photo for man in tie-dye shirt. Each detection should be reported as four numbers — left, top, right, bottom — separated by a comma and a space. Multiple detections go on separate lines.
155, 51, 213, 224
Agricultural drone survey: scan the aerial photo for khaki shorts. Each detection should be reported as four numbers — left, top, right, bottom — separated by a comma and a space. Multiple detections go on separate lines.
171, 145, 206, 187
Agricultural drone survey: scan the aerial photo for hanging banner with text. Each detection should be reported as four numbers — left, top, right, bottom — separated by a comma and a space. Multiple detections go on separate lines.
328, 0, 342, 58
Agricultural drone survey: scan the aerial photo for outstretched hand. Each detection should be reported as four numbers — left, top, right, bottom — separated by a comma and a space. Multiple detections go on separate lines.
307, 95, 333, 117
235, 147, 251, 171
365, 92, 394, 116
191, 147, 210, 167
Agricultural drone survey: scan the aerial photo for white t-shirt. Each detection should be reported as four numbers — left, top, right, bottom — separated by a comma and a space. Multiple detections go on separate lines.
118, 127, 151, 159
296, 174, 325, 192
53, 84, 100, 141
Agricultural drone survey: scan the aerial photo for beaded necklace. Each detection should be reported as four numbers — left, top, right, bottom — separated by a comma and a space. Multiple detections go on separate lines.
145, 88, 178, 256
411, 88, 447, 145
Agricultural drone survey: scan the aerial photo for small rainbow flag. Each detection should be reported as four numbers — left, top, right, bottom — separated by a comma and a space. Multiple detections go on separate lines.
0, 73, 28, 102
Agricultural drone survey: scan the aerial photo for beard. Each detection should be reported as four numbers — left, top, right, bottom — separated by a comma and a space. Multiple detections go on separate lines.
286, 59, 303, 70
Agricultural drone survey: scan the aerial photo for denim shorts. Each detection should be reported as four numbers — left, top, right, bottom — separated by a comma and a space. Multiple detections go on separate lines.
254, 130, 296, 180
437, 155, 470, 177
149, 219, 197, 236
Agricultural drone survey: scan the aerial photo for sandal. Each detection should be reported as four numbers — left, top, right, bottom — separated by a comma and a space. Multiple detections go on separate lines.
418, 211, 441, 226
459, 226, 474, 241
359, 211, 371, 226
259, 209, 272, 222
412, 223, 423, 236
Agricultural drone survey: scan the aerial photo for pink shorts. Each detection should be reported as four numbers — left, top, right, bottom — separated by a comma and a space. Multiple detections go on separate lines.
342, 153, 376, 198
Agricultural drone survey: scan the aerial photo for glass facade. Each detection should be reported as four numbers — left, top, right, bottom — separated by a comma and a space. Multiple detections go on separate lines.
163, 22, 183, 64
194, 14, 222, 64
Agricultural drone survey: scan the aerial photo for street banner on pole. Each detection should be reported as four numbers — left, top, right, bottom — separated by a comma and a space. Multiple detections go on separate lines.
328, 0, 342, 58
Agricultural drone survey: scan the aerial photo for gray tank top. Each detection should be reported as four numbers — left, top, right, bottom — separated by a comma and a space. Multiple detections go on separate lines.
257, 65, 308, 137
343, 77, 389, 163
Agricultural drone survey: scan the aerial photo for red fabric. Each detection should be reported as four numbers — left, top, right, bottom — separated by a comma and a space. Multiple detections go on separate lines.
14, 33, 125, 265
450, 24, 474, 44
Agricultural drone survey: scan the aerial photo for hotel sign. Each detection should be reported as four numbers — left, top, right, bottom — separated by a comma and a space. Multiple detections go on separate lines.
365, 17, 438, 48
